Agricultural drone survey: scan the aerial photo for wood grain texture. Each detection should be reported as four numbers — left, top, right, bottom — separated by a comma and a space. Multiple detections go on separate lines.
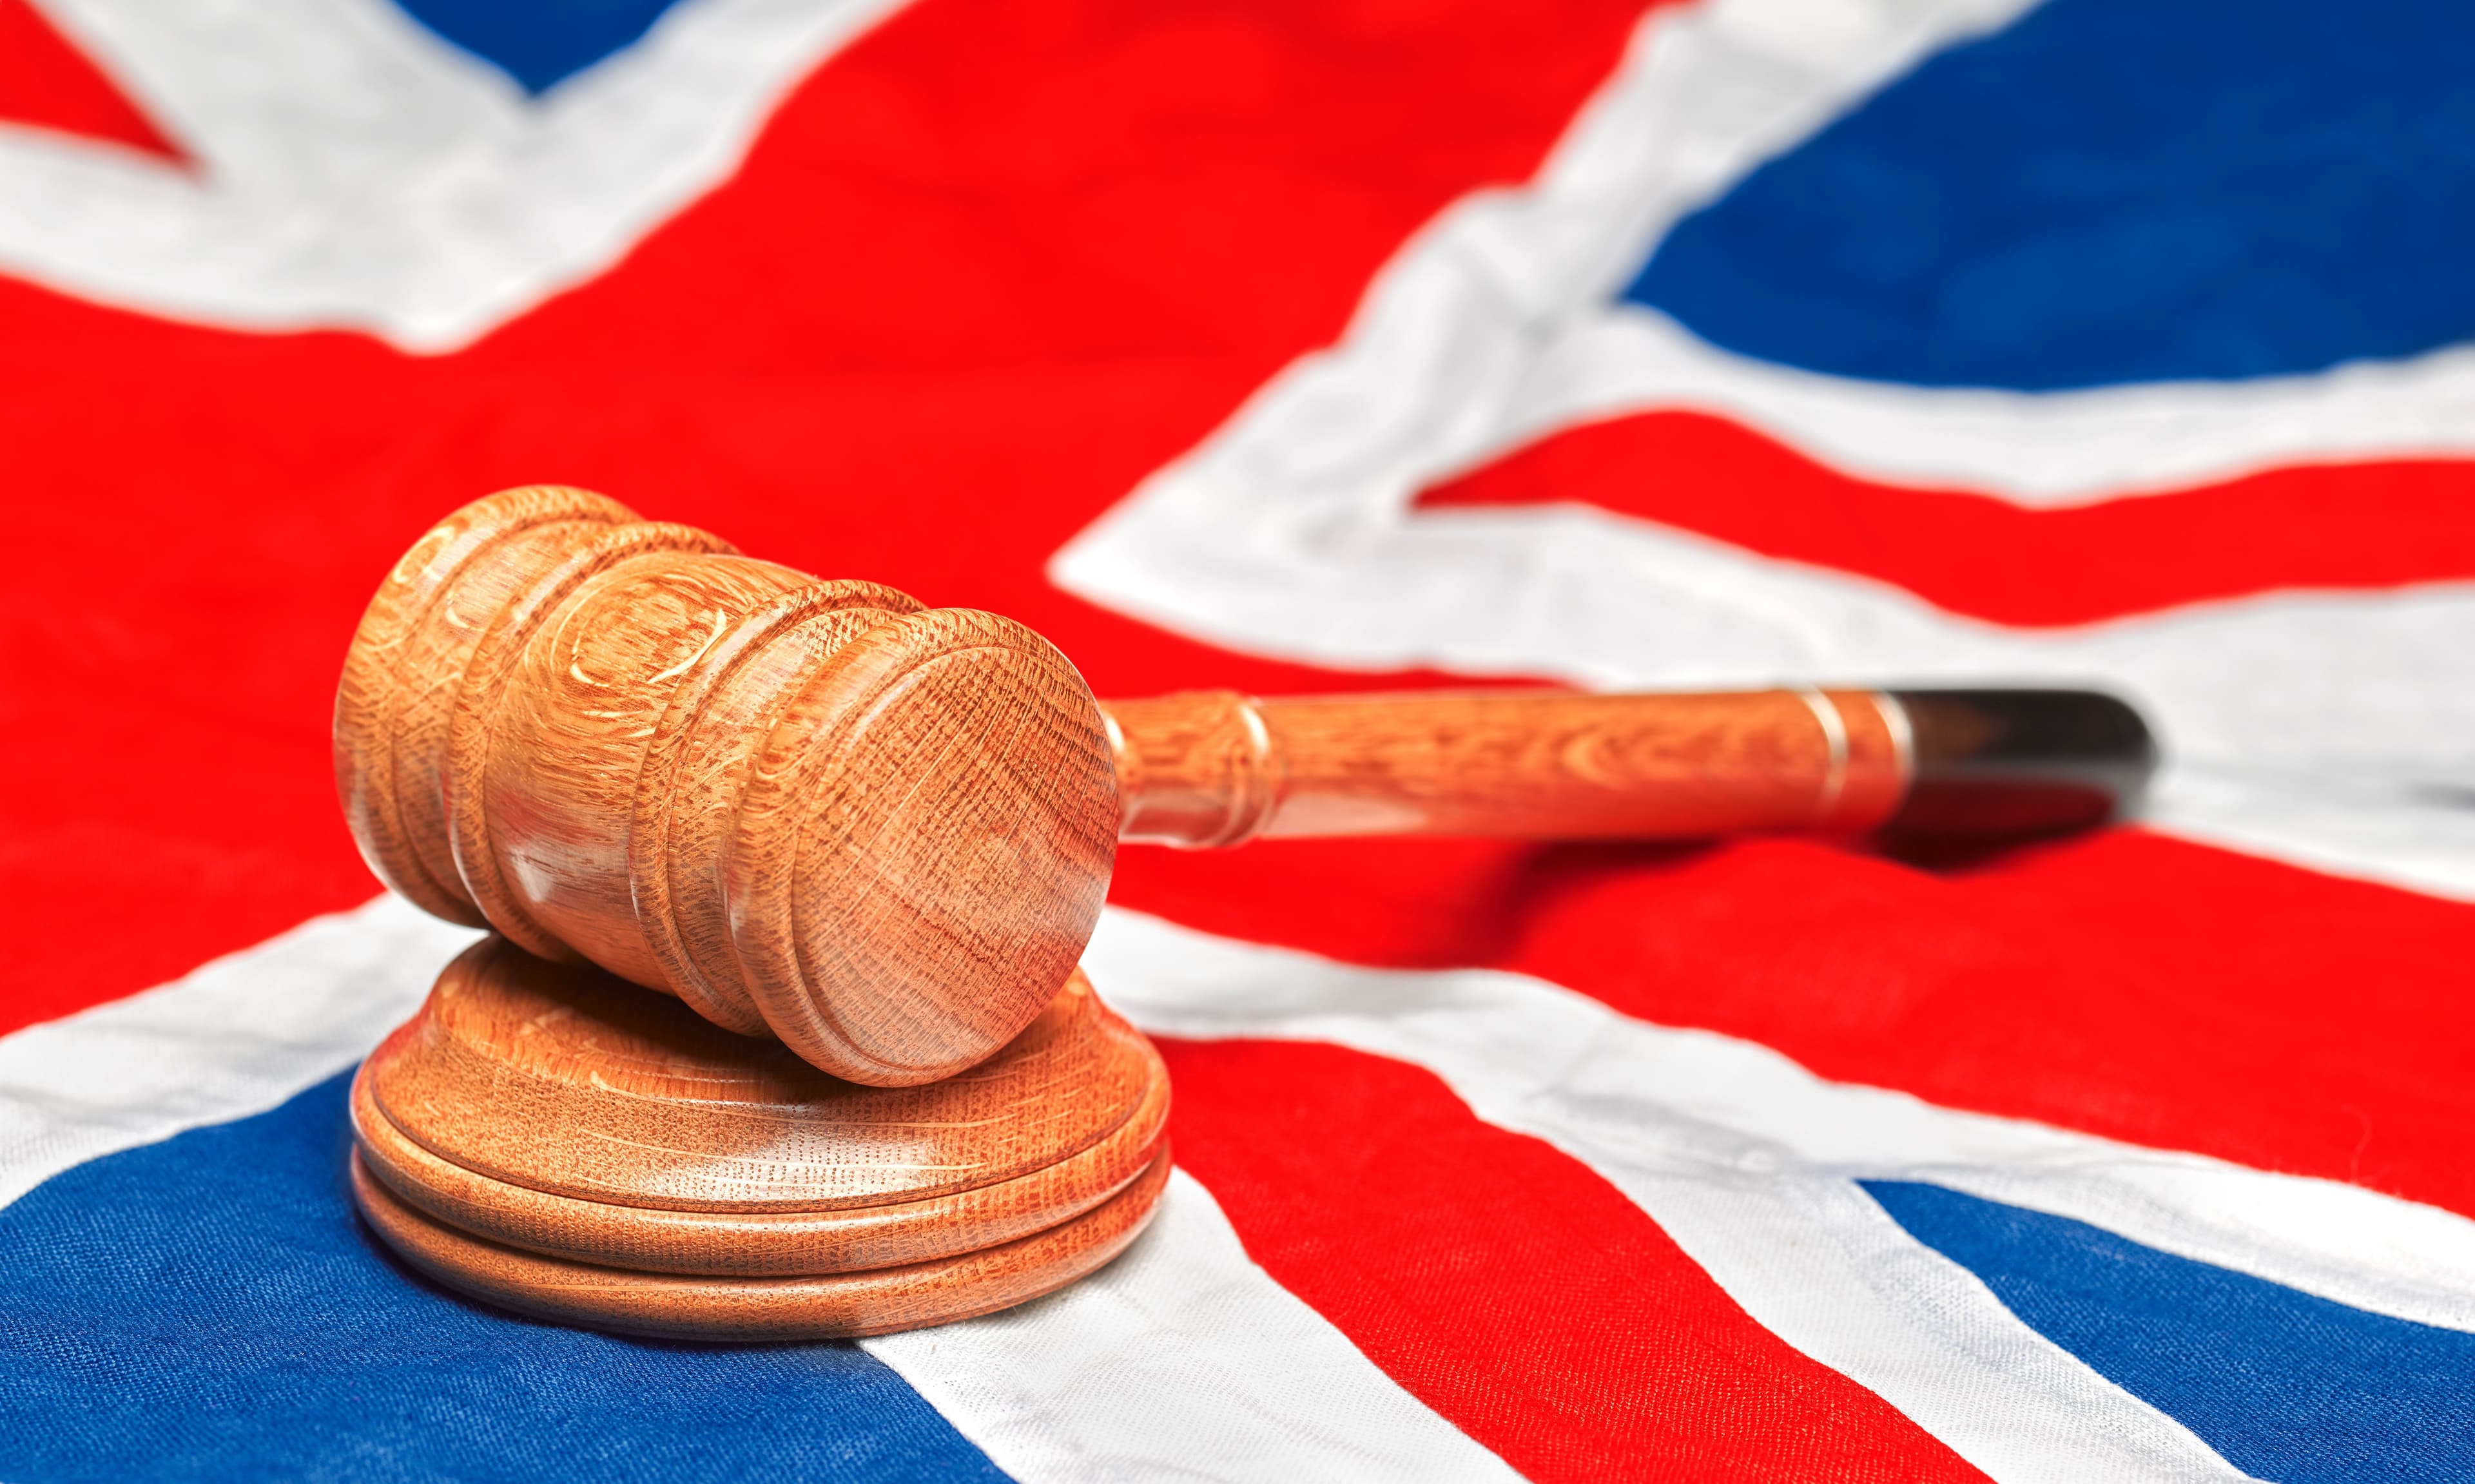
445, 519, 742, 965
330, 490, 1964, 1340
335, 488, 1121, 1085
364, 937, 1166, 1220
1105, 688, 1910, 847
634, 595, 914, 1037
341, 490, 1945, 1086
334, 487, 638, 927
725, 605, 1125, 1084
347, 937, 1171, 1333
352, 1055, 1167, 1277
353, 1145, 1172, 1342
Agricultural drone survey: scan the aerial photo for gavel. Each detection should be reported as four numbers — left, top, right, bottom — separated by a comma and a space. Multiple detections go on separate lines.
336, 487, 2151, 1088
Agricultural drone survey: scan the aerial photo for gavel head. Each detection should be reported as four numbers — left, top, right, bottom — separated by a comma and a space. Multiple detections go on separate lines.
335, 487, 1120, 1086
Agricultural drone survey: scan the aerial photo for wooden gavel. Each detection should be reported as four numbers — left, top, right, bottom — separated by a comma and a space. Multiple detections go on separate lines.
336, 487, 2151, 1088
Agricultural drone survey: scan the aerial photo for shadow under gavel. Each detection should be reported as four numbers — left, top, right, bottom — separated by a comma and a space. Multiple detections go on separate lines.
337, 487, 2153, 1088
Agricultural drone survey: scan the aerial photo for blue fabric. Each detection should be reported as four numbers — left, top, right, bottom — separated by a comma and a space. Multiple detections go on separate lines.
391, 0, 690, 93
1626, 0, 2475, 390
0, 1074, 1011, 1484
1865, 1180, 2475, 1484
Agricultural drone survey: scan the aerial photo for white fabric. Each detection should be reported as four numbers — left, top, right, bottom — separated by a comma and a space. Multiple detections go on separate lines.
0, 0, 906, 350
1087, 909, 2475, 1338
1061, 487, 2475, 900
1088, 907, 2475, 1483
23, 890, 2467, 1483
1050, 0, 2475, 904
1520, 308, 2475, 505
868, 1171, 1522, 1484
0, 891, 1510, 1484
1036, 0, 2475, 549
0, 893, 476, 1212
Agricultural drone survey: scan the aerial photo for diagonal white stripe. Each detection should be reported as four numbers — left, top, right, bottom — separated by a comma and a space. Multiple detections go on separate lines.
0, 896, 1515, 1481
1086, 907, 2475, 1483
1, 0, 908, 349
1053, 0, 2475, 905
1088, 907, 2475, 1336
1513, 307, 2475, 506
1049, 0, 2475, 535
867, 1171, 1521, 1484
12, 893, 2463, 1481
0, 892, 477, 1213
1058, 487, 2475, 902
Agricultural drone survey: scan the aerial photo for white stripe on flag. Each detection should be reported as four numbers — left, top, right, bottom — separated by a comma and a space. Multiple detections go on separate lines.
1, 0, 908, 349
0, 892, 476, 1213
1512, 307, 2475, 507
0, 894, 1514, 1481
1085, 909, 2475, 1338
868, 1171, 1522, 1484
1052, 0, 2475, 905
1058, 479, 2475, 902
1087, 907, 2475, 1484
1067, 0, 2475, 525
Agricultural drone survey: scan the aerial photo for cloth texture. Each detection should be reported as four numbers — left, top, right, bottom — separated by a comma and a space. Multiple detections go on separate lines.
3, 0, 2472, 1479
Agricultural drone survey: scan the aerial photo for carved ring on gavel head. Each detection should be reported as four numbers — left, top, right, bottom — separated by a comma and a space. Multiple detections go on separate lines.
338, 488, 2154, 1088
336, 486, 1121, 1090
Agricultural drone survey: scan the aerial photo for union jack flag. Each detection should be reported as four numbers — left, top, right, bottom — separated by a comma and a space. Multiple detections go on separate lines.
3, 0, 2470, 1478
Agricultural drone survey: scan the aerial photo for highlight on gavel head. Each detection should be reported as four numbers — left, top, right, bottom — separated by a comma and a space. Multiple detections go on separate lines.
335, 487, 1121, 1088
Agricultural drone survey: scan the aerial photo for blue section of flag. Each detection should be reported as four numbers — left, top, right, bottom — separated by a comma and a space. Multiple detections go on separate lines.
0, 1074, 1011, 1484
1865, 1180, 2475, 1484
391, 0, 690, 93
1626, 0, 2475, 391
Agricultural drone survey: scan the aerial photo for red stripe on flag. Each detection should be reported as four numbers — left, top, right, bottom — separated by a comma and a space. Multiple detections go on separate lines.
1418, 410, 2475, 625
1163, 1036, 1991, 1482
0, 0, 1653, 1033
1112, 829, 2475, 1220
0, 0, 179, 159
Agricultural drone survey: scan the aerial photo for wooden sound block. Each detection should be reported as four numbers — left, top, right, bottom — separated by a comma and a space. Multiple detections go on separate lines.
350, 936, 1170, 1340
351, 1151, 1172, 1342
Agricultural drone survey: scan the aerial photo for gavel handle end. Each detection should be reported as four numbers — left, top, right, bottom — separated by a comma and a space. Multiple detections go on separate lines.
1881, 688, 2158, 838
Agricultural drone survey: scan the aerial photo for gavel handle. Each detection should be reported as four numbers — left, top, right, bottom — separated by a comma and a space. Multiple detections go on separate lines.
1100, 688, 2155, 847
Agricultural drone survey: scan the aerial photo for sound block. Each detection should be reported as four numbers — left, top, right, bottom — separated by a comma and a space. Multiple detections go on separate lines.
350, 936, 1170, 1340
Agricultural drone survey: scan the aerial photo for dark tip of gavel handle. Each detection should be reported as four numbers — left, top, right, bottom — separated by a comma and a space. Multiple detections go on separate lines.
1884, 688, 2160, 838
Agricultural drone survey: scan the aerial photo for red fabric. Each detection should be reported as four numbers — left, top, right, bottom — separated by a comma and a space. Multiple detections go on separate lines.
1113, 828, 2475, 1218
1161, 1036, 1992, 1481
0, 0, 177, 158
1420, 409, 2475, 626
0, 0, 1649, 1032
10, 3, 2474, 1471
